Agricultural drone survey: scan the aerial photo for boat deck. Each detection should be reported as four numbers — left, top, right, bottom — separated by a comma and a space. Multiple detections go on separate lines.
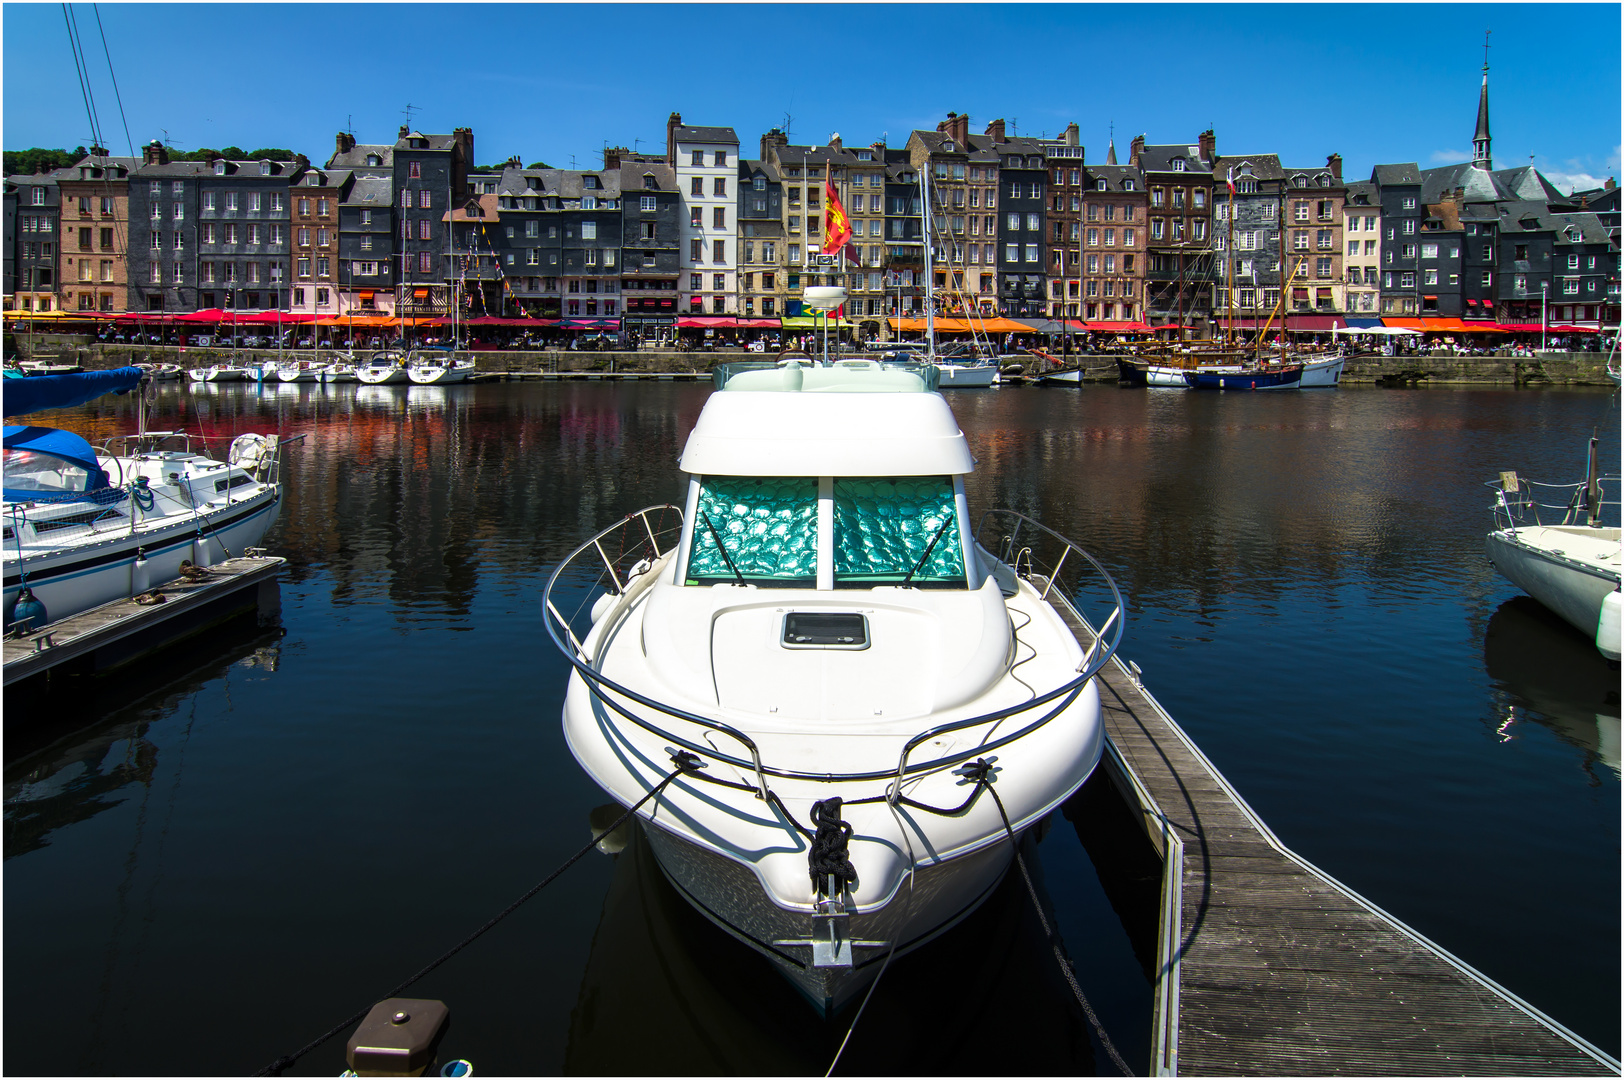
1050, 597, 1617, 1076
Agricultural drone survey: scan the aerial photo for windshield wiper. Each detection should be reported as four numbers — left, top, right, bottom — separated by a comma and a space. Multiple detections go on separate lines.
902, 516, 955, 586
700, 511, 747, 586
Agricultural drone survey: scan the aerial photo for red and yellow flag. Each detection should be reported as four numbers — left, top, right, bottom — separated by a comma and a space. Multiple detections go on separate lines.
822, 180, 853, 255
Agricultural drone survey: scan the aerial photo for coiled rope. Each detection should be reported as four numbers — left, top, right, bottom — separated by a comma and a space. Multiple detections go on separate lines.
255, 750, 706, 1077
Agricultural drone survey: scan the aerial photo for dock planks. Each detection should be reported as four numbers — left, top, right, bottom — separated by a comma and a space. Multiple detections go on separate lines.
4, 555, 285, 685
1051, 598, 1617, 1076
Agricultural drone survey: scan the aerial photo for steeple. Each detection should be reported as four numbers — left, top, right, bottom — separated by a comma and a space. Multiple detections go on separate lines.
1106, 121, 1118, 166
1473, 31, 1492, 170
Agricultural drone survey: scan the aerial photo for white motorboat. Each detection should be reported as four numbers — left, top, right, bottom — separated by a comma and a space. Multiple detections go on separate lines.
356, 352, 410, 385
1485, 438, 1621, 659
18, 360, 83, 376
188, 365, 248, 383
132, 362, 183, 381
3, 368, 286, 631
407, 355, 477, 385
546, 357, 1124, 1013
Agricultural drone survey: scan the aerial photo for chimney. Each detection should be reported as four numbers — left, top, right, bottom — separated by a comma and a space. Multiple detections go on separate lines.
294, 153, 310, 171
985, 118, 1006, 142
1063, 122, 1080, 147
1580, 193, 1588, 208
452, 128, 474, 198
1129, 134, 1145, 167
760, 127, 788, 162
1606, 177, 1616, 191
829, 132, 843, 151
1198, 129, 1215, 163
953, 113, 969, 145
142, 140, 169, 166
336, 132, 355, 157
398, 125, 410, 140
666, 111, 683, 166
603, 146, 622, 170
1326, 152, 1342, 181
89, 144, 108, 158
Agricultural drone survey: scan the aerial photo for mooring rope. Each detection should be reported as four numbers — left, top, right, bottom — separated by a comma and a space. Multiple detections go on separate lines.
959, 758, 1132, 1076
255, 751, 705, 1077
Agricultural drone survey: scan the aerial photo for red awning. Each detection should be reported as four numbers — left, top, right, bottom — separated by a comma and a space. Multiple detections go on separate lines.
1492, 323, 1544, 331
1465, 298, 1478, 306
734, 318, 781, 328
1082, 321, 1152, 332
677, 316, 737, 328
1285, 315, 1346, 331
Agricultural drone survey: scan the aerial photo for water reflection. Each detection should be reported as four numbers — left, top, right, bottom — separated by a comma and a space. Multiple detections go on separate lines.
1484, 596, 1622, 781
565, 822, 1103, 1076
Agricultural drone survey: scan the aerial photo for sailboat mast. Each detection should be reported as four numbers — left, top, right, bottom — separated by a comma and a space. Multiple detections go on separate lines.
922, 159, 936, 361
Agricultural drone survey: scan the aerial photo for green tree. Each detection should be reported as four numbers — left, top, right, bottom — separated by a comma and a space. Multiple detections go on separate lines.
3, 147, 83, 176
245, 148, 296, 161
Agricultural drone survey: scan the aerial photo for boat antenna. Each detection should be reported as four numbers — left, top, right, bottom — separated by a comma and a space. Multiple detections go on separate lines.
700, 512, 747, 586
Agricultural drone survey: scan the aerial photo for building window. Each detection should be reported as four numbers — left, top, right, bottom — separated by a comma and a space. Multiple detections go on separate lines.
409, 162, 422, 179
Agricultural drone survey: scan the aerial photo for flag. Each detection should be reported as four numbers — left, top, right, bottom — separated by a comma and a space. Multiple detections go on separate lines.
823, 180, 852, 254
1226, 167, 1236, 196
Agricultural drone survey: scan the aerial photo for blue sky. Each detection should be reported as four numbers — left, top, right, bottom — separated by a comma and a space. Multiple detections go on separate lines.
5, 3, 1620, 192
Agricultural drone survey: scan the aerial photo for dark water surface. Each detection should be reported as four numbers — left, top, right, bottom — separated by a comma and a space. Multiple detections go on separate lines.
5, 381, 1618, 1074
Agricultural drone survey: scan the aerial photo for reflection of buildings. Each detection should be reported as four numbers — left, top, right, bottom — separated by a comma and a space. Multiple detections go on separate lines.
1485, 596, 1621, 780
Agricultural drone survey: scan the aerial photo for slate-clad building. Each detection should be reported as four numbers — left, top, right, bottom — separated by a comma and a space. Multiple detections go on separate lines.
126, 143, 207, 312
10, 167, 66, 312
195, 154, 295, 312
1211, 154, 1286, 329
988, 122, 1046, 318
737, 156, 783, 318
339, 174, 394, 315
492, 166, 622, 319
395, 127, 474, 319
617, 159, 680, 341
883, 149, 925, 321
1372, 162, 1422, 316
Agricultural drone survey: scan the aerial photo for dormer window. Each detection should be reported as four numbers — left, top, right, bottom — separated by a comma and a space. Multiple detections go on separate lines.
214, 161, 227, 175
643, 173, 657, 189
1317, 174, 1330, 187
942, 142, 955, 153
1122, 179, 1135, 191
1294, 175, 1308, 188
1172, 158, 1186, 171
584, 176, 599, 189
1096, 179, 1107, 191
856, 150, 872, 161
260, 160, 272, 175
366, 154, 381, 167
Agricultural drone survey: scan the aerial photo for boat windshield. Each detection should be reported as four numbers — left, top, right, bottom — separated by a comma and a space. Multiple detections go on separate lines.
686, 476, 819, 586
834, 476, 964, 588
3, 448, 95, 495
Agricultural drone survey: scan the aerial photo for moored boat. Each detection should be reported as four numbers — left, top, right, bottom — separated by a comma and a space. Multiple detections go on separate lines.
187, 364, 249, 383
406, 354, 477, 385
1485, 437, 1621, 659
1186, 363, 1302, 390
356, 351, 411, 385
3, 367, 287, 631
275, 360, 323, 383
546, 357, 1124, 1013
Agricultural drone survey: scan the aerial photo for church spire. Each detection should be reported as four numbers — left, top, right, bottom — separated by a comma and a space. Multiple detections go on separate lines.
1106, 121, 1118, 166
1473, 30, 1492, 170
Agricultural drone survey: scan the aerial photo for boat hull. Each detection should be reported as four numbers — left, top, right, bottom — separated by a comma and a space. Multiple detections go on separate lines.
356, 366, 410, 385
1299, 356, 1345, 388
935, 364, 998, 389
641, 810, 1016, 1014
2, 491, 281, 628
1486, 527, 1621, 655
407, 364, 474, 385
1187, 367, 1301, 390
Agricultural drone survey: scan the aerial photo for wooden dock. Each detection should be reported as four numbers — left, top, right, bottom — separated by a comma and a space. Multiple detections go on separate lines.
1051, 597, 1618, 1076
4, 555, 285, 686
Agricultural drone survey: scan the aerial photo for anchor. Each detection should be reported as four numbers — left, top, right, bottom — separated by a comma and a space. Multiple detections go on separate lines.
775, 875, 888, 968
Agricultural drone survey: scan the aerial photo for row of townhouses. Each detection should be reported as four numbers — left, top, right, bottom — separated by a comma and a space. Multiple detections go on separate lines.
5, 80, 1620, 336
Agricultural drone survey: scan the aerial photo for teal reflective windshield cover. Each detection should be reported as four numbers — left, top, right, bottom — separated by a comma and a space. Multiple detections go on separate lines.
687, 476, 818, 585
833, 476, 965, 587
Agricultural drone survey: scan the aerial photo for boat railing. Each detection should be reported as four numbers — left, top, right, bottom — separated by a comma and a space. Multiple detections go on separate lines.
1487, 473, 1621, 533
542, 503, 1126, 802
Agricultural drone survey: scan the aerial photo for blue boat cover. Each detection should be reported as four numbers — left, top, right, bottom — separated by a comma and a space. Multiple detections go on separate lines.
2, 366, 145, 418
3, 424, 112, 501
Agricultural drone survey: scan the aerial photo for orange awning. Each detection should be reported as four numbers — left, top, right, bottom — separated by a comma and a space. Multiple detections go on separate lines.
1382, 317, 1506, 333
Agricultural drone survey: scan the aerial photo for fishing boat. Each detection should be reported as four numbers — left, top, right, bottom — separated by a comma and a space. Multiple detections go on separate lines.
546, 356, 1125, 1014
356, 351, 411, 385
1297, 353, 1346, 388
3, 367, 287, 631
407, 354, 477, 385
1485, 436, 1621, 659
1186, 362, 1302, 390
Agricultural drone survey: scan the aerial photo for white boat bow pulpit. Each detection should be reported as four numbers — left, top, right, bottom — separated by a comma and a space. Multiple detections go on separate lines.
545, 363, 1124, 1012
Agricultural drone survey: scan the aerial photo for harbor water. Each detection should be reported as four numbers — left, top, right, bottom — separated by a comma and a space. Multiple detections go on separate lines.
4, 379, 1619, 1074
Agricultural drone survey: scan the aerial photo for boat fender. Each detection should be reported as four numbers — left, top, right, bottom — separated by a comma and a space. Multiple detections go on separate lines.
7, 586, 47, 633
1598, 589, 1621, 662
131, 548, 151, 596
589, 590, 617, 623
191, 532, 223, 568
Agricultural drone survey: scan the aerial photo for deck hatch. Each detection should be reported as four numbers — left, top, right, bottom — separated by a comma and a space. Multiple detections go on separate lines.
782, 612, 869, 649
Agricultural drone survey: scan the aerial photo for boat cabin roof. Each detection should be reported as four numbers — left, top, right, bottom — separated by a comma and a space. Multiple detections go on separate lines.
680, 388, 973, 477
